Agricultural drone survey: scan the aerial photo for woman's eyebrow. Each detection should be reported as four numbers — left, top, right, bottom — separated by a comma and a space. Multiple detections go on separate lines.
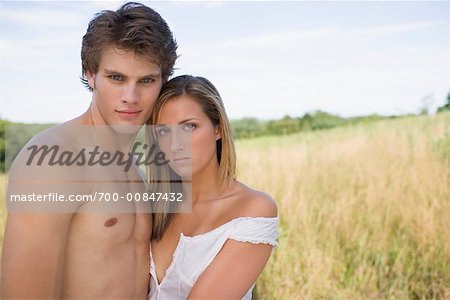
178, 118, 199, 124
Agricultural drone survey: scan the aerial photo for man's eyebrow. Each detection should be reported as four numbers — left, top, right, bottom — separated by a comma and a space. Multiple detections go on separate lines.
104, 69, 124, 75
103, 69, 161, 78
141, 72, 161, 77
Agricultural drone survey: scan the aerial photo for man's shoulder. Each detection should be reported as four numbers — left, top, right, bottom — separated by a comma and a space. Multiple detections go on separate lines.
28, 120, 81, 148
8, 120, 90, 181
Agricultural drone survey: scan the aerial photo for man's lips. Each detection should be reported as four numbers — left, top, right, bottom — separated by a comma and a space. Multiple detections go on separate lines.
116, 109, 142, 114
116, 109, 142, 118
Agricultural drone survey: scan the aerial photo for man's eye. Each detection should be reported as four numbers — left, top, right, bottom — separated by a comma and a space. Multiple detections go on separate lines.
110, 75, 123, 81
183, 123, 196, 131
140, 78, 153, 84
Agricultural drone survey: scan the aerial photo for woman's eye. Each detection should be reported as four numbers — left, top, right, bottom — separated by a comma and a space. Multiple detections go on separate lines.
183, 123, 196, 131
156, 127, 170, 137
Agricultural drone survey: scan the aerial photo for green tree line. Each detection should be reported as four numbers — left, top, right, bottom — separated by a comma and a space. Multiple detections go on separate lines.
231, 111, 390, 139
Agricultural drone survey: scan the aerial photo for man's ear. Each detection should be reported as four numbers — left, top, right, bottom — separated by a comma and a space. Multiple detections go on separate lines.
215, 125, 221, 140
86, 70, 96, 90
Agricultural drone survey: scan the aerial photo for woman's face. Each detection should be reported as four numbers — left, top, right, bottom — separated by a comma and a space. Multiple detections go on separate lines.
155, 95, 220, 178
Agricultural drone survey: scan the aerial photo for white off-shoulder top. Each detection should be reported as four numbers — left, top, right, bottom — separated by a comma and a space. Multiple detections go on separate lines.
148, 217, 279, 300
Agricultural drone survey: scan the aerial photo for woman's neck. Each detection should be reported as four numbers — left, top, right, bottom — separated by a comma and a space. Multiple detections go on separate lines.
182, 160, 223, 205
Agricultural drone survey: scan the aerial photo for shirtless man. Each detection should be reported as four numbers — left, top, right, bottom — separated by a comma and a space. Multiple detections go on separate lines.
1, 2, 177, 299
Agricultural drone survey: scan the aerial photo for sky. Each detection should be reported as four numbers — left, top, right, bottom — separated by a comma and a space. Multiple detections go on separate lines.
0, 1, 449, 123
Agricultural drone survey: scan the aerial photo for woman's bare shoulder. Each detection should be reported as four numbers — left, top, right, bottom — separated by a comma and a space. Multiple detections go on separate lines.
232, 181, 278, 218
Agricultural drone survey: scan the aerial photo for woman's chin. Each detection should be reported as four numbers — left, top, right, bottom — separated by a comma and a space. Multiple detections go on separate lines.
170, 164, 193, 179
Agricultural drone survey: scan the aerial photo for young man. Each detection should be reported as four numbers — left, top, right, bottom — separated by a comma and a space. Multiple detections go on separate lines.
1, 2, 177, 298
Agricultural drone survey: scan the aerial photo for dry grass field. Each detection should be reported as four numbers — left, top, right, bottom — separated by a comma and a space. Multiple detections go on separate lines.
0, 113, 449, 298
0, 173, 5, 246
237, 113, 450, 299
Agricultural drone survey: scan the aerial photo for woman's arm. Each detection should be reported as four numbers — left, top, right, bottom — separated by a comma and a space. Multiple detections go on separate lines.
188, 193, 278, 299
187, 240, 273, 299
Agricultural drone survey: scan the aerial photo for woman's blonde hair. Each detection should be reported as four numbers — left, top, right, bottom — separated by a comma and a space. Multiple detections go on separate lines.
148, 75, 236, 240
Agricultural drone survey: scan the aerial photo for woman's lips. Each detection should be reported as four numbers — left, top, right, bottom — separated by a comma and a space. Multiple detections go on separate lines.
173, 157, 190, 164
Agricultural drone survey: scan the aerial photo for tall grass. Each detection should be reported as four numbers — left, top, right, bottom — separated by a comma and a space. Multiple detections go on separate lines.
238, 113, 450, 299
0, 173, 5, 275
0, 174, 5, 248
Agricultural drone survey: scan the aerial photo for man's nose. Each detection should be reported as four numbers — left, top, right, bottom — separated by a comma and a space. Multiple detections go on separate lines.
121, 83, 139, 104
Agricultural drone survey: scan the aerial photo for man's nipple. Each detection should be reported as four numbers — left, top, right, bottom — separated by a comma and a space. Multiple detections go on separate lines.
104, 217, 118, 227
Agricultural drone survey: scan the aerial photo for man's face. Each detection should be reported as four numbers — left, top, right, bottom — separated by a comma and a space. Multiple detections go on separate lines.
86, 46, 162, 126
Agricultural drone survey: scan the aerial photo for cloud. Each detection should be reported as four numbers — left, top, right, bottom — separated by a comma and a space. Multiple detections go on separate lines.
348, 20, 447, 36
203, 20, 447, 52
169, 1, 224, 8
173, 20, 449, 119
0, 4, 87, 29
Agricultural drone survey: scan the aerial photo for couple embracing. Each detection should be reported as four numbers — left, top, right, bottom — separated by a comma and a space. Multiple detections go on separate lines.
1, 2, 278, 299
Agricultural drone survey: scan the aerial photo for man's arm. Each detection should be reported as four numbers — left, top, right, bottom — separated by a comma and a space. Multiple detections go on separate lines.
1, 212, 73, 299
1, 136, 76, 299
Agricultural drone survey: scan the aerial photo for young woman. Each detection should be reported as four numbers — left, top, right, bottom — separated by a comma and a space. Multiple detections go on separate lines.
147, 75, 278, 299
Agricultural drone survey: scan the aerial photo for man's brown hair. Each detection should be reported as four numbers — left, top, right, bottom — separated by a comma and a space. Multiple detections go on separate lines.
81, 2, 177, 90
